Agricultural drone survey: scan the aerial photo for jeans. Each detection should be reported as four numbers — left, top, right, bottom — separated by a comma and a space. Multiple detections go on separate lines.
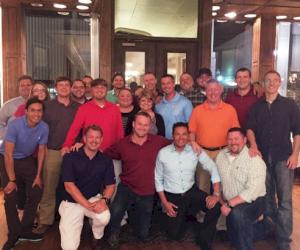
226, 196, 265, 250
265, 160, 294, 250
108, 182, 154, 239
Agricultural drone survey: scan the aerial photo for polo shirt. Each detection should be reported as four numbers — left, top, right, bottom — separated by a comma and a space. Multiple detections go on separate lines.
247, 94, 300, 163
189, 100, 240, 148
0, 116, 49, 159
155, 92, 193, 139
63, 100, 124, 150
155, 144, 220, 194
104, 134, 169, 196
61, 148, 115, 203
106, 89, 118, 103
226, 87, 259, 129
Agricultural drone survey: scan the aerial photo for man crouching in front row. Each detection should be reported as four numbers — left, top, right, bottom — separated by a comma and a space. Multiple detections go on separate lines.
59, 124, 115, 250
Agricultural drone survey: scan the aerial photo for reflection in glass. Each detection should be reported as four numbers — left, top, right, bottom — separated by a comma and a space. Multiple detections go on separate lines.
125, 51, 145, 85
167, 53, 186, 84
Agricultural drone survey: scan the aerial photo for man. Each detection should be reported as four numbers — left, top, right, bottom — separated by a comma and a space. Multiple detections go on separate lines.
226, 68, 259, 129
59, 125, 115, 250
216, 127, 266, 250
104, 112, 169, 247
247, 70, 300, 250
195, 68, 212, 94
156, 74, 193, 139
189, 79, 240, 193
62, 78, 123, 152
142, 72, 160, 103
82, 75, 93, 100
0, 75, 33, 139
155, 122, 221, 250
179, 72, 206, 107
34, 76, 80, 234
0, 97, 49, 250
106, 73, 125, 103
71, 79, 88, 104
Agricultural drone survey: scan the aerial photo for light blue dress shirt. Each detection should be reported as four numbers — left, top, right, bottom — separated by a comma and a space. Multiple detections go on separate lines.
155, 93, 193, 139
155, 144, 220, 194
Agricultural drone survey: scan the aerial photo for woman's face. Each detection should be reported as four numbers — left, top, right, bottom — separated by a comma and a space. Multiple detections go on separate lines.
139, 96, 153, 112
113, 75, 125, 89
118, 90, 133, 108
32, 83, 47, 101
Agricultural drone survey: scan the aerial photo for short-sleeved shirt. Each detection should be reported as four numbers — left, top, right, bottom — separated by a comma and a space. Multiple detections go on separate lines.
189, 100, 240, 147
61, 148, 116, 203
0, 116, 49, 159
106, 89, 118, 103
247, 94, 300, 163
155, 92, 193, 139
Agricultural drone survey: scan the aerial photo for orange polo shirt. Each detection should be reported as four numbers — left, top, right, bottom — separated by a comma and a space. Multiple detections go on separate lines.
189, 101, 240, 147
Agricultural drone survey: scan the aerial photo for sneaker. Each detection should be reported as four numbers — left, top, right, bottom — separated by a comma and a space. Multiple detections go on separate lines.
32, 224, 50, 234
19, 231, 43, 242
107, 232, 120, 248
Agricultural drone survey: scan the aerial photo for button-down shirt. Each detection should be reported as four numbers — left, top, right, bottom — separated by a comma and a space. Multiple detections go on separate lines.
155, 144, 220, 194
247, 94, 300, 163
216, 146, 266, 203
181, 88, 206, 107
155, 92, 193, 139
106, 89, 118, 103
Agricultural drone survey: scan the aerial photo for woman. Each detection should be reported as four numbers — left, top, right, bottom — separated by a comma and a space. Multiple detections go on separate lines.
107, 72, 126, 103
117, 88, 138, 136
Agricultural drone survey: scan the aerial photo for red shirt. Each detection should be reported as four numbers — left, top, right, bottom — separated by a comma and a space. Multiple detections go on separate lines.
226, 87, 259, 129
63, 100, 124, 150
104, 134, 169, 196
14, 104, 26, 117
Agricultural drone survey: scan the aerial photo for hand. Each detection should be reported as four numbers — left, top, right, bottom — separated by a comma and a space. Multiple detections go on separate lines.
189, 141, 202, 155
61, 147, 70, 156
252, 82, 264, 98
163, 201, 178, 217
4, 181, 17, 194
91, 199, 108, 214
206, 195, 219, 209
248, 146, 262, 158
32, 175, 43, 189
71, 143, 84, 152
287, 153, 298, 169
220, 204, 231, 217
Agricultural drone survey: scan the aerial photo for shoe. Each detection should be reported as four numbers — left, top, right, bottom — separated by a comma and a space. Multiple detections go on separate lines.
19, 231, 43, 242
33, 224, 50, 234
107, 232, 120, 248
2, 237, 19, 250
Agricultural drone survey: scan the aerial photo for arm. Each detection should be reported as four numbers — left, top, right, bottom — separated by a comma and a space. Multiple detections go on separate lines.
155, 113, 165, 137
3, 141, 17, 194
115, 108, 125, 140
103, 142, 121, 160
32, 144, 47, 188
183, 100, 193, 122
287, 135, 300, 169
247, 129, 262, 157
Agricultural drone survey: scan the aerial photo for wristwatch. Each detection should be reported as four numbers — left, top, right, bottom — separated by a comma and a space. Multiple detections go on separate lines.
101, 196, 111, 205
226, 202, 234, 209
9, 179, 16, 183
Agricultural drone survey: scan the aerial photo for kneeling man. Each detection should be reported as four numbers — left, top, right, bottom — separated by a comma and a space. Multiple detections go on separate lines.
216, 127, 266, 250
59, 125, 116, 250
155, 122, 221, 250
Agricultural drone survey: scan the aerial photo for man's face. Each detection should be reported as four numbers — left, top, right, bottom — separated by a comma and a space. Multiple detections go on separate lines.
113, 76, 125, 90
82, 77, 92, 96
180, 73, 194, 92
83, 129, 103, 152
173, 126, 189, 149
132, 115, 151, 138
55, 80, 71, 98
143, 74, 157, 91
161, 76, 175, 96
91, 85, 107, 101
19, 79, 33, 99
227, 131, 247, 155
236, 71, 251, 91
26, 103, 43, 125
206, 83, 222, 104
196, 74, 211, 89
71, 80, 85, 99
263, 73, 281, 95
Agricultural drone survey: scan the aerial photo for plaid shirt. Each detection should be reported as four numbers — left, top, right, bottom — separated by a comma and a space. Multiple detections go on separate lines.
182, 88, 206, 107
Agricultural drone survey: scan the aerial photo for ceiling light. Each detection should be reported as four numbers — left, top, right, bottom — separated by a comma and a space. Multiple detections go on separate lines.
78, 0, 92, 3
216, 19, 228, 23
293, 16, 300, 20
235, 20, 246, 24
212, 6, 220, 11
76, 5, 89, 10
212, 12, 217, 17
31, 3, 43, 7
225, 12, 237, 19
244, 14, 257, 18
53, 3, 67, 9
78, 12, 90, 17
276, 15, 287, 20
57, 12, 70, 16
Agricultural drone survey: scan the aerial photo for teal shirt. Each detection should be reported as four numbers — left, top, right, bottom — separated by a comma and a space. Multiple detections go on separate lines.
106, 90, 118, 103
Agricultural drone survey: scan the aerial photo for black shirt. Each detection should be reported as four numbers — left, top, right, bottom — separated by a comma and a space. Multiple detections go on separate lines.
247, 94, 300, 163
61, 148, 115, 202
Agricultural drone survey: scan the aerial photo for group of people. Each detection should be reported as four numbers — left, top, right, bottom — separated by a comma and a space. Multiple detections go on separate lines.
0, 67, 299, 250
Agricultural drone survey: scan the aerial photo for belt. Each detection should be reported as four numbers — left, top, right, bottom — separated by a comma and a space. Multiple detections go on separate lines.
164, 185, 195, 197
201, 145, 226, 151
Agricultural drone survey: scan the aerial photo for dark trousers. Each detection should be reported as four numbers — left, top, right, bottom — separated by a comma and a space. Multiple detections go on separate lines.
164, 186, 220, 250
0, 154, 42, 239
109, 182, 154, 240
226, 196, 265, 250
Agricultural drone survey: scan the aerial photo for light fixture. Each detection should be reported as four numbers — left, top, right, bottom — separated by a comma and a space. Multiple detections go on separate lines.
235, 20, 246, 24
216, 19, 228, 23
212, 5, 220, 11
31, 3, 43, 7
244, 14, 257, 18
225, 12, 237, 19
78, 12, 90, 17
57, 12, 70, 16
78, 0, 92, 4
293, 16, 300, 20
53, 3, 67, 9
212, 12, 217, 17
76, 5, 89, 10
276, 15, 287, 20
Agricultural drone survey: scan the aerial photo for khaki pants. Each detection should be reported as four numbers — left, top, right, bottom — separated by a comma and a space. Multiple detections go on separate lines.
39, 149, 63, 225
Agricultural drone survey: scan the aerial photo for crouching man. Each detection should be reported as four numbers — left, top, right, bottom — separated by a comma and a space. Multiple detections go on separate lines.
59, 125, 116, 250
216, 127, 266, 250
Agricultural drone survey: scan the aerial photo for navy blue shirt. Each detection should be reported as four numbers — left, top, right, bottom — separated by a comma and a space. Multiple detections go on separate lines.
61, 148, 115, 203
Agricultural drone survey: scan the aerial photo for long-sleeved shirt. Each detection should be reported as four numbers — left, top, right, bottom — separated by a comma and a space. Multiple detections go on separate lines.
63, 100, 124, 151
155, 144, 220, 194
216, 146, 266, 203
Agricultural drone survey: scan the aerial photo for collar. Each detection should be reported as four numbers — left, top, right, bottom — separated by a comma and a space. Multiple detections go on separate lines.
162, 92, 180, 103
262, 93, 283, 104
224, 145, 248, 158
203, 100, 224, 110
128, 134, 152, 145
233, 86, 255, 97
22, 116, 39, 128
90, 99, 112, 109
78, 147, 100, 160
170, 143, 191, 153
